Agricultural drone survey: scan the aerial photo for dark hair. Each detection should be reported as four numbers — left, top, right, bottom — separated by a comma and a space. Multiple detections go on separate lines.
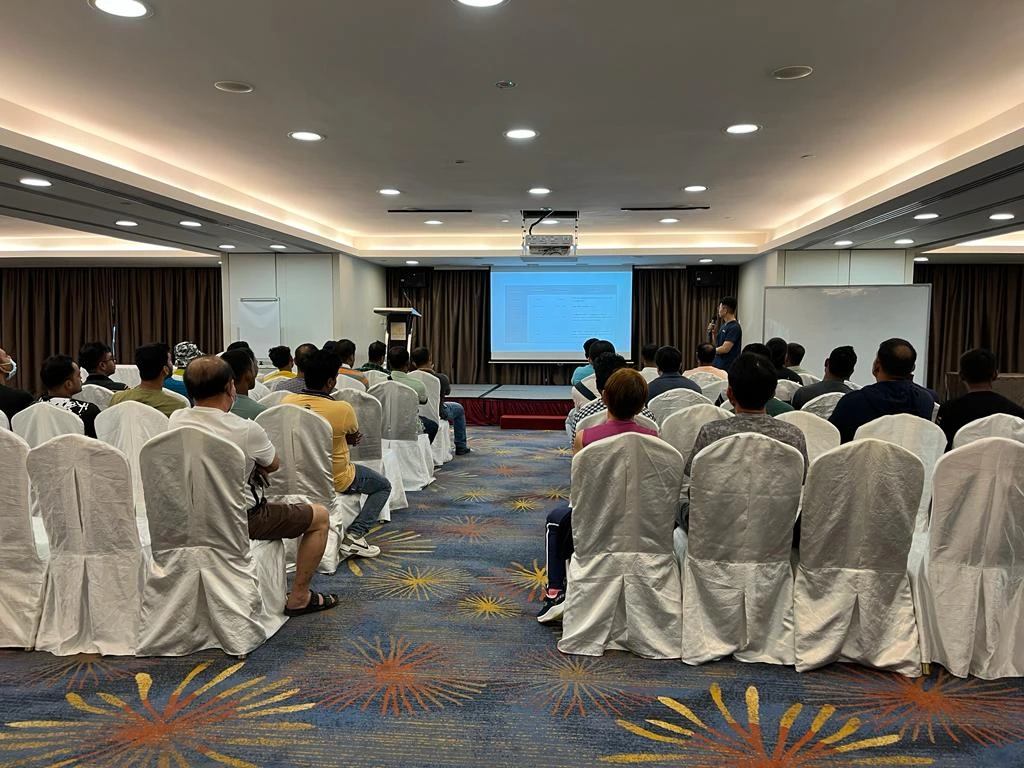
293, 343, 319, 373
367, 341, 387, 363
583, 337, 599, 356
184, 356, 234, 400
765, 337, 788, 369
40, 354, 76, 390
226, 340, 250, 352
877, 338, 916, 378
742, 342, 772, 360
603, 369, 649, 419
221, 348, 255, 383
78, 342, 111, 373
655, 345, 683, 374
388, 346, 410, 371
640, 343, 659, 365
322, 340, 338, 357
826, 346, 857, 379
719, 296, 738, 313
336, 338, 356, 362
303, 350, 340, 391
696, 343, 716, 365
410, 346, 430, 368
135, 343, 171, 381
593, 352, 628, 392
588, 339, 615, 361
786, 342, 806, 366
959, 348, 997, 384
268, 345, 292, 369
728, 353, 778, 410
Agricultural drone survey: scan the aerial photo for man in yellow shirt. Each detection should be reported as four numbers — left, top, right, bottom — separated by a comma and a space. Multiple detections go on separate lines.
283, 350, 391, 559
263, 345, 296, 384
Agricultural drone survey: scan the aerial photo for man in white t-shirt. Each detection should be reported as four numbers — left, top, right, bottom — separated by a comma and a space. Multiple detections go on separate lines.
170, 356, 337, 617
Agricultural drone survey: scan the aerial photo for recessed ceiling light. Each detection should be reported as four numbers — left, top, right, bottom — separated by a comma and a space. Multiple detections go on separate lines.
378, 188, 402, 196
989, 213, 1015, 221
115, 219, 138, 227
213, 81, 254, 94
406, 260, 420, 265
269, 244, 287, 250
541, 219, 559, 225
218, 244, 236, 250
913, 256, 929, 263
288, 131, 324, 142
424, 220, 443, 225
660, 218, 679, 224
725, 123, 760, 135
683, 185, 708, 193
834, 240, 853, 247
217, 261, 222, 266
179, 220, 203, 228
19, 177, 52, 187
88, 0, 150, 18
495, 80, 516, 89
913, 213, 939, 220
505, 128, 538, 140
529, 187, 551, 195
895, 239, 915, 245
456, 0, 507, 7
699, 258, 714, 264
772, 65, 814, 80
501, 219, 510, 223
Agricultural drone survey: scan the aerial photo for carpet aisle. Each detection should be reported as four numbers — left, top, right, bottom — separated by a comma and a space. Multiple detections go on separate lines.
0, 427, 1022, 767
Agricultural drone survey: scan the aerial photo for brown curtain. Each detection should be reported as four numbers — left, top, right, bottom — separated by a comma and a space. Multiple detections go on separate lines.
914, 263, 1024, 395
0, 267, 222, 395
386, 266, 739, 384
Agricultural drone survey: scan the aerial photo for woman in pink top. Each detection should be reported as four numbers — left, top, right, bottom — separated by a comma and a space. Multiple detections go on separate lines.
539, 369, 660, 623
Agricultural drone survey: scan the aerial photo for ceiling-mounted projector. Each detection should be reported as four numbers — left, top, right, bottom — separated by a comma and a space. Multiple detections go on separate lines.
523, 233, 574, 256
521, 208, 580, 258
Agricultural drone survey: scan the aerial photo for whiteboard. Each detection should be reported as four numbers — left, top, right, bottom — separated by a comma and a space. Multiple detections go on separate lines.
763, 285, 931, 387
235, 298, 281, 365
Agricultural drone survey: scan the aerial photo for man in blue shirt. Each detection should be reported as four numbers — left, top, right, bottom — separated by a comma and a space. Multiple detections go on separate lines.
646, 346, 702, 401
709, 296, 742, 371
570, 337, 600, 386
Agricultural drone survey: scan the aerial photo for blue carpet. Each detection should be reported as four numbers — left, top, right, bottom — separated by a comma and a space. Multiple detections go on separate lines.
0, 427, 1022, 767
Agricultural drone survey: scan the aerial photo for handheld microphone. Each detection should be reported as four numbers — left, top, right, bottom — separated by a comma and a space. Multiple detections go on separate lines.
707, 315, 716, 341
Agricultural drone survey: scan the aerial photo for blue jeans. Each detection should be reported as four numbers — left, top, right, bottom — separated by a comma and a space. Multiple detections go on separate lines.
441, 401, 467, 449
344, 464, 392, 538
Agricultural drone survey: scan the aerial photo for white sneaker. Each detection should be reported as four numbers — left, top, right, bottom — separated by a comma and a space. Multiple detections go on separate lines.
339, 534, 381, 558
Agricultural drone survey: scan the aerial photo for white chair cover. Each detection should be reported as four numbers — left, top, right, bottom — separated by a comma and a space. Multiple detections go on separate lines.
249, 380, 271, 400
914, 438, 1024, 679
699, 378, 728, 404
801, 391, 845, 420
774, 379, 801, 403
952, 413, 1024, 449
0, 411, 8, 430
0, 430, 46, 649
263, 376, 287, 392
572, 374, 599, 409
373, 381, 434, 490
688, 371, 723, 390
559, 433, 685, 659
333, 389, 405, 517
409, 370, 453, 465
136, 427, 288, 656
660, 404, 733, 472
28, 435, 140, 655
365, 369, 390, 388
12, 402, 84, 448
78, 384, 113, 410
799, 373, 821, 386
639, 368, 659, 383
855, 414, 945, 532
162, 387, 190, 405
332, 375, 365, 393
845, 380, 861, 390
110, 365, 141, 388
794, 439, 924, 675
259, 390, 292, 407
680, 434, 804, 665
648, 389, 712, 425
775, 411, 841, 464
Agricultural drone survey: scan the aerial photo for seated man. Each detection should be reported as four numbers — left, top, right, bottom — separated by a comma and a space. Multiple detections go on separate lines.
937, 348, 1024, 450
0, 347, 32, 422
569, 353, 657, 443
538, 368, 659, 623
388, 346, 439, 442
684, 343, 728, 380
766, 337, 803, 383
276, 343, 319, 394
829, 338, 936, 443
410, 346, 471, 455
79, 342, 127, 391
168, 341, 203, 400
264, 345, 295, 383
638, 343, 660, 382
109, 343, 188, 417
335, 339, 369, 388
785, 342, 812, 378
792, 346, 856, 410
571, 339, 615, 407
742, 343, 794, 416
646, 346, 702, 401
170, 356, 336, 616
221, 348, 266, 420
283, 351, 392, 559
36, 354, 101, 438
359, 341, 388, 373
570, 337, 600, 386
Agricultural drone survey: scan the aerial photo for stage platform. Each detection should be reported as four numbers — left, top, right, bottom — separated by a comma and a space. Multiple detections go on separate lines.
449, 385, 572, 427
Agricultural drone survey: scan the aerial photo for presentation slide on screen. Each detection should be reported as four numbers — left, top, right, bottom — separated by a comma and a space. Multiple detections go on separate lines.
489, 267, 633, 361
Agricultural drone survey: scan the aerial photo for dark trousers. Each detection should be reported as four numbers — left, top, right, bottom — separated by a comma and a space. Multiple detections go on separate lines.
420, 416, 439, 442
544, 505, 573, 592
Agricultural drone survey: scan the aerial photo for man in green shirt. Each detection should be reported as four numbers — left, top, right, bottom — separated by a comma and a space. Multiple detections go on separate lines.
387, 346, 438, 442
109, 343, 188, 417
222, 348, 266, 421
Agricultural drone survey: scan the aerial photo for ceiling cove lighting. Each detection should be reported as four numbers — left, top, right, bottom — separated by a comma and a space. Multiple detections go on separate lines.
179, 220, 202, 227
115, 220, 138, 227
699, 258, 714, 264
218, 244, 236, 250
725, 123, 760, 135
660, 218, 679, 224
424, 220, 443, 225
505, 128, 537, 140
913, 256, 929, 263
895, 239, 915, 245
269, 244, 287, 250
913, 213, 939, 220
19, 177, 52, 187
406, 260, 420, 265
683, 185, 708, 193
378, 188, 401, 196
989, 213, 1015, 221
288, 131, 324, 142
88, 0, 150, 18
528, 187, 550, 195
834, 240, 853, 247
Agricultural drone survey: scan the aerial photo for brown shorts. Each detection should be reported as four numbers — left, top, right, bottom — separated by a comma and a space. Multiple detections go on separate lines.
248, 502, 314, 540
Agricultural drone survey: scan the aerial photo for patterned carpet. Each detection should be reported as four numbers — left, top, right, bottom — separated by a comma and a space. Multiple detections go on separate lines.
1, 427, 1023, 767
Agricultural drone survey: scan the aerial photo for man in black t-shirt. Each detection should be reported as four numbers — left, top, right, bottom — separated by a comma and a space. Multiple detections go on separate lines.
0, 347, 33, 422
36, 355, 101, 438
709, 296, 742, 371
937, 348, 1024, 450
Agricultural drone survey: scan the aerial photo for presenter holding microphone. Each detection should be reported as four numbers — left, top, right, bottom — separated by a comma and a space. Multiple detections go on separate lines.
709, 296, 742, 371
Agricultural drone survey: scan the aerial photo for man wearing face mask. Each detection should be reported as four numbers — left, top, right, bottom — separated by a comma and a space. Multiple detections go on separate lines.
0, 347, 33, 422
37, 354, 102, 438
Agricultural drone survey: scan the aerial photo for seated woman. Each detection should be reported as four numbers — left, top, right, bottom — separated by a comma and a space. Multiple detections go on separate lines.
537, 368, 659, 624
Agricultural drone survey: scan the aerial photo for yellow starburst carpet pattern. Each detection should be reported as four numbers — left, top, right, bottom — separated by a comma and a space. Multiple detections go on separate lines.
1, 427, 1023, 767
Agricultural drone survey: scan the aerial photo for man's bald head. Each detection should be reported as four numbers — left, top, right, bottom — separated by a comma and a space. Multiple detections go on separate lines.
294, 343, 319, 374
184, 355, 234, 401
876, 338, 917, 379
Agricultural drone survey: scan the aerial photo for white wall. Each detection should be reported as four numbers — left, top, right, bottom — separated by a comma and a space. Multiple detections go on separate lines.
781, 249, 914, 286
738, 251, 781, 344
334, 253, 388, 360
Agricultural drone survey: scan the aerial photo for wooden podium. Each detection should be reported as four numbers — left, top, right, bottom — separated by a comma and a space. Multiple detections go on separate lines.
373, 307, 421, 351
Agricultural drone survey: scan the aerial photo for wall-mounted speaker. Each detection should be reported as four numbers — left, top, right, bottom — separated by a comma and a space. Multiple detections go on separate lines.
398, 268, 431, 289
692, 269, 723, 287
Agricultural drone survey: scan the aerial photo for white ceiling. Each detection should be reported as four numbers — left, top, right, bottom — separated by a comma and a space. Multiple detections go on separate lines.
0, 0, 1023, 258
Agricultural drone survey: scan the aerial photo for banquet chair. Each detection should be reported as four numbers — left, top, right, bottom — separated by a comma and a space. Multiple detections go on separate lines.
78, 383, 113, 410
801, 391, 845, 420
162, 387, 190, 406
372, 380, 434, 490
648, 389, 712, 425
365, 369, 390, 388
775, 411, 841, 464
259, 390, 292, 408
660, 404, 733, 473
332, 374, 366, 393
249, 379, 271, 400
0, 411, 8, 430
952, 413, 1024, 449
799, 373, 821, 386
12, 402, 83, 448
334, 388, 407, 517
698, 378, 728, 405
408, 369, 453, 465
773, 379, 801, 403
575, 410, 659, 435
